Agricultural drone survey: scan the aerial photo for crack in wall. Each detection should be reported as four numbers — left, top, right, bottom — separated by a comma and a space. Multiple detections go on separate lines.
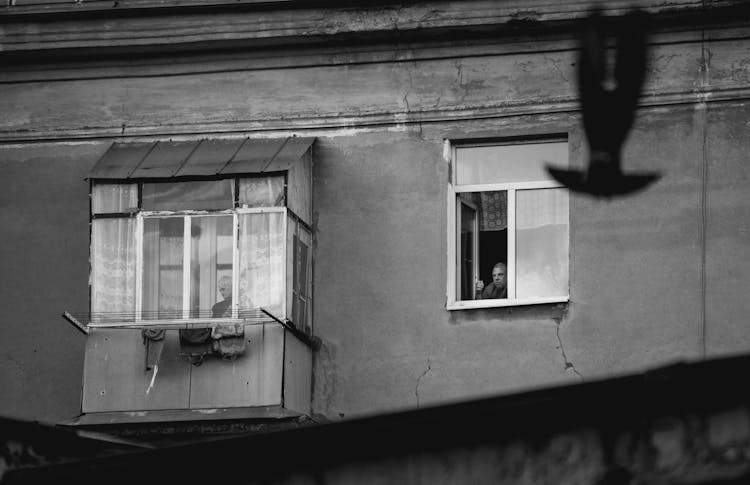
556, 324, 584, 382
414, 357, 431, 408
402, 61, 425, 138
403, 62, 414, 113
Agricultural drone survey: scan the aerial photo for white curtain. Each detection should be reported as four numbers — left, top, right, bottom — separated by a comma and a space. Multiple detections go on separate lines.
516, 188, 569, 298
91, 218, 136, 322
238, 212, 285, 317
516, 188, 568, 229
238, 177, 285, 208
92, 184, 137, 214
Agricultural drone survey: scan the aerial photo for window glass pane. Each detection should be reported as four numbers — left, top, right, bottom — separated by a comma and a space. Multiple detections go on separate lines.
286, 217, 296, 324
292, 227, 310, 330
142, 180, 233, 211
91, 218, 136, 322
299, 225, 313, 335
92, 183, 138, 214
238, 212, 284, 317
142, 217, 184, 319
238, 176, 285, 208
516, 188, 569, 299
455, 141, 567, 186
190, 216, 234, 318
457, 198, 477, 300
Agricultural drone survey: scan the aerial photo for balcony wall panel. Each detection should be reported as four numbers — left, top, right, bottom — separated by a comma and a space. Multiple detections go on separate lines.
82, 329, 190, 413
188, 323, 284, 409
283, 330, 312, 415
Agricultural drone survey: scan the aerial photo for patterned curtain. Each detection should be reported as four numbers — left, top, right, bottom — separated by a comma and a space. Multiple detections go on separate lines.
479, 191, 507, 231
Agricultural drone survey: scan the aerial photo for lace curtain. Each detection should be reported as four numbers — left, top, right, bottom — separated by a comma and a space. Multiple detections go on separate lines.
91, 218, 136, 322
516, 188, 569, 298
238, 212, 285, 317
91, 212, 286, 321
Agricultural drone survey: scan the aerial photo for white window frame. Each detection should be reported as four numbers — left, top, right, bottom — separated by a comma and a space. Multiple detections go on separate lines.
446, 139, 570, 310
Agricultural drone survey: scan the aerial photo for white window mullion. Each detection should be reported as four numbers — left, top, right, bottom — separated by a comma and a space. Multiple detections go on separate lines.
455, 180, 561, 193
507, 189, 516, 300
472, 205, 479, 286
182, 215, 191, 319
232, 212, 239, 319
454, 196, 461, 300
135, 214, 143, 322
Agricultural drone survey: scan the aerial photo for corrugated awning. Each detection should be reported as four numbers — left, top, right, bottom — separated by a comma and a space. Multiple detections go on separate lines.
88, 137, 314, 180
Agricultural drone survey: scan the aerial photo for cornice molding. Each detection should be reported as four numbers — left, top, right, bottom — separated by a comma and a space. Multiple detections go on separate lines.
0, 0, 746, 61
1, 86, 747, 143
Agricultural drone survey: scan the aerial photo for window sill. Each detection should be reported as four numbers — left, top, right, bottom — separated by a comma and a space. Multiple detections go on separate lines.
446, 296, 569, 310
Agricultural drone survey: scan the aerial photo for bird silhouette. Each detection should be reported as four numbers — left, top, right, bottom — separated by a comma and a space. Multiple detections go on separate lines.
547, 9, 660, 197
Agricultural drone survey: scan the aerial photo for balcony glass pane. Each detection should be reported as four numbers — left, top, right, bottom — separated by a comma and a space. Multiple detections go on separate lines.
91, 218, 136, 322
142, 217, 184, 320
516, 188, 569, 299
142, 180, 233, 211
189, 216, 234, 318
238, 212, 284, 317
92, 183, 138, 214
238, 176, 285, 208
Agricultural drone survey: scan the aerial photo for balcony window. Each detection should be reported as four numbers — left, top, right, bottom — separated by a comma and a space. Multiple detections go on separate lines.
78, 137, 314, 420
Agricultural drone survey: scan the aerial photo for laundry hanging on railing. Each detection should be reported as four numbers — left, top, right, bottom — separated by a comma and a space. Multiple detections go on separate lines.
178, 324, 247, 366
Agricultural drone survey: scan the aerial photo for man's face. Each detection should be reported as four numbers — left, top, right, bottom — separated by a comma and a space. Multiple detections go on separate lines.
219, 283, 232, 300
492, 266, 507, 289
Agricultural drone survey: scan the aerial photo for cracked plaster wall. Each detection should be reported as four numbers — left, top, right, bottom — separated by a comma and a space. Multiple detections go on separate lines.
310, 27, 750, 419
1, 11, 750, 425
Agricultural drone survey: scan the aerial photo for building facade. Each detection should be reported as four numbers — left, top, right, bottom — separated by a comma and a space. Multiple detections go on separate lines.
1, 0, 749, 427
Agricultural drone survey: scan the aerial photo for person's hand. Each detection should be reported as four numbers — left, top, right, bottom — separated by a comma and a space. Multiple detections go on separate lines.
475, 280, 484, 293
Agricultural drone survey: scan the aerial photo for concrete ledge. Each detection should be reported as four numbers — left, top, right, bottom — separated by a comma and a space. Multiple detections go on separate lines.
61, 405, 303, 426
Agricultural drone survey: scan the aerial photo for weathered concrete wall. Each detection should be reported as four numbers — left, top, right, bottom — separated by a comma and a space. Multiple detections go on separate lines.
309, 104, 711, 418
1, 5, 750, 424
705, 102, 750, 356
0, 142, 107, 422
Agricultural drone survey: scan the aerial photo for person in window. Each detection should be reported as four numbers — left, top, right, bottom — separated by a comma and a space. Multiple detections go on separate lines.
475, 262, 507, 299
212, 276, 233, 318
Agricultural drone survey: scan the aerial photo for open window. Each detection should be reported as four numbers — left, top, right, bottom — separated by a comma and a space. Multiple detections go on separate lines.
447, 138, 570, 309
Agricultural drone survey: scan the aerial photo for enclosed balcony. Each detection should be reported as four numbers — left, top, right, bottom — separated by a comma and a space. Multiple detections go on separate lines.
69, 137, 315, 424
